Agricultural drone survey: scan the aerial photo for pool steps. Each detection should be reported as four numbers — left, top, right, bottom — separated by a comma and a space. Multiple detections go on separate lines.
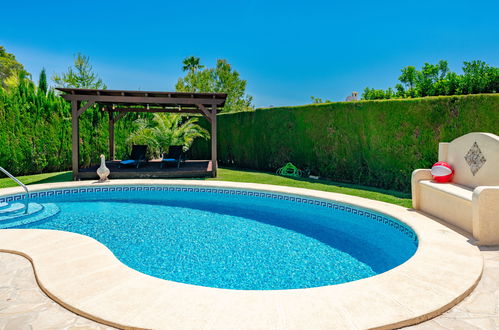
0, 202, 27, 214
0, 202, 60, 228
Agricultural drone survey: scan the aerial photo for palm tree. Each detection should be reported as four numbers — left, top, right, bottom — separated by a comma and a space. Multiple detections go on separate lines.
182, 56, 204, 72
126, 113, 209, 158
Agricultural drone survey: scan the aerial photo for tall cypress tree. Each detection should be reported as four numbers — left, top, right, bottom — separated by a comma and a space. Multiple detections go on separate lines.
38, 68, 48, 94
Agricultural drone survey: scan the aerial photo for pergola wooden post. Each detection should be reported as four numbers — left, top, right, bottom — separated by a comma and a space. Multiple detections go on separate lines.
211, 105, 218, 177
108, 110, 115, 161
71, 101, 79, 180
60, 88, 226, 180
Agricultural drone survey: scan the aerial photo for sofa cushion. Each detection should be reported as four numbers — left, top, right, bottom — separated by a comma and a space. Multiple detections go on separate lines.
419, 180, 473, 201
418, 180, 473, 233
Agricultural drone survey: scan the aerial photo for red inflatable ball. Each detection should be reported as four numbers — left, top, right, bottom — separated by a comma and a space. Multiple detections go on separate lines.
431, 161, 454, 183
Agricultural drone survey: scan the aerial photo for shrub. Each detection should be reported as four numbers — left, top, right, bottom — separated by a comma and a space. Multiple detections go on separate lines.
0, 79, 136, 176
190, 94, 499, 192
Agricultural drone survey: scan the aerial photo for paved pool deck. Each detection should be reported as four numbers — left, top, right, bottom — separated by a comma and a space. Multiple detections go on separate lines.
409, 246, 499, 329
0, 252, 112, 330
1, 247, 497, 329
0, 180, 487, 329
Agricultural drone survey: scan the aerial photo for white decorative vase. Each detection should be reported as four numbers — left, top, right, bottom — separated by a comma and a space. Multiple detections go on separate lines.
97, 154, 110, 182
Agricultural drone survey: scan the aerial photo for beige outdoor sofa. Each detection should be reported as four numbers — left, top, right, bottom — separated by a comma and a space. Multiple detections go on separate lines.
412, 132, 499, 245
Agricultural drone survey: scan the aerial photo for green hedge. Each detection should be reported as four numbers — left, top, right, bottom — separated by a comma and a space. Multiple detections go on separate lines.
0, 80, 136, 177
190, 94, 499, 192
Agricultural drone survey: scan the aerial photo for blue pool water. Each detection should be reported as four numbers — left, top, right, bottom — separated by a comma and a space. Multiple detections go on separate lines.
4, 186, 418, 290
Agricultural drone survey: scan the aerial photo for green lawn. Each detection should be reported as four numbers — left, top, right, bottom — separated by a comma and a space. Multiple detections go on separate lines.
0, 171, 73, 189
0, 168, 412, 208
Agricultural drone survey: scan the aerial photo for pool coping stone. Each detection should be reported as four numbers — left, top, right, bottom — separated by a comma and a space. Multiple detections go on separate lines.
0, 179, 484, 329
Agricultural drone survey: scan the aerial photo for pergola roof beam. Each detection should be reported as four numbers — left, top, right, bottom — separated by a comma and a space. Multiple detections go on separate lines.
112, 108, 206, 114
57, 88, 226, 111
60, 95, 225, 107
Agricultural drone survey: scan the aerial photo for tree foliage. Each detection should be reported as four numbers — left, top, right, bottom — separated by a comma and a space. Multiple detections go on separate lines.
310, 96, 331, 103
0, 55, 135, 176
398, 65, 417, 97
0, 74, 70, 174
0, 46, 30, 89
52, 53, 106, 89
362, 60, 499, 100
126, 113, 209, 158
38, 68, 48, 95
0, 75, 138, 176
176, 57, 254, 113
182, 56, 204, 72
361, 87, 396, 100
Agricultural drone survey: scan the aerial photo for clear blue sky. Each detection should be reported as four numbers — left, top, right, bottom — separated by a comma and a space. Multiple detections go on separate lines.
2, 0, 498, 107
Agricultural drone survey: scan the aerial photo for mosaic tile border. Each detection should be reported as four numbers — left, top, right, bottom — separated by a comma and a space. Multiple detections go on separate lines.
0, 185, 418, 244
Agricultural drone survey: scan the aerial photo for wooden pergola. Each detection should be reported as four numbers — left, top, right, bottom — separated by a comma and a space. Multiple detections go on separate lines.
57, 88, 227, 180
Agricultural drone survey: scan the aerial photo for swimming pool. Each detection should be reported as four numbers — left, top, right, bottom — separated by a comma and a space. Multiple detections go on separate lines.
0, 185, 417, 290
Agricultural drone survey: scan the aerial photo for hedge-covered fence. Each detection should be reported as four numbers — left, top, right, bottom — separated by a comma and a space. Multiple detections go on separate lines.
190, 94, 499, 192
0, 80, 137, 176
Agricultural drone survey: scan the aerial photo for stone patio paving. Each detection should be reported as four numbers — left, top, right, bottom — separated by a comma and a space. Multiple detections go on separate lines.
0, 252, 113, 330
0, 247, 498, 329
407, 246, 499, 330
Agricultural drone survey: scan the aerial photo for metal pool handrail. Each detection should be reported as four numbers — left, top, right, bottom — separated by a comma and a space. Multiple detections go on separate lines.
0, 166, 29, 213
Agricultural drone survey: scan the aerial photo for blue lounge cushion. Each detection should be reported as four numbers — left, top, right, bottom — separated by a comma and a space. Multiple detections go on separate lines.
162, 158, 176, 162
120, 159, 136, 165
